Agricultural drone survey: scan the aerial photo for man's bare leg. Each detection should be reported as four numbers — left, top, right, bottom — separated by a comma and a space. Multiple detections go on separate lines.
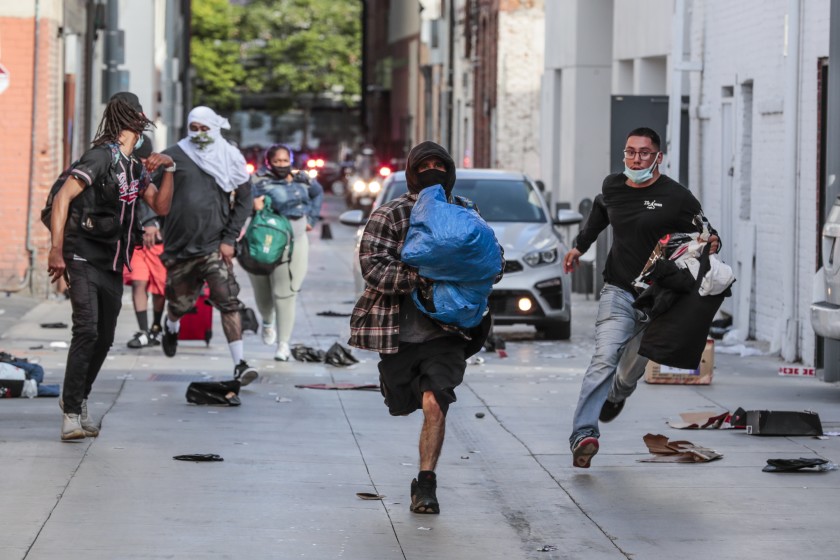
419, 391, 445, 470
412, 390, 443, 514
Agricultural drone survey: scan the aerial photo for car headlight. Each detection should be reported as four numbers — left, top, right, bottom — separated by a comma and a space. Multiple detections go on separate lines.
368, 181, 381, 193
307, 169, 318, 179
523, 247, 558, 267
353, 180, 367, 193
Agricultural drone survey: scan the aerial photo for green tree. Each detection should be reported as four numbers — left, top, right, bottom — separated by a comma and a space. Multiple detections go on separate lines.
239, 0, 362, 147
191, 0, 246, 111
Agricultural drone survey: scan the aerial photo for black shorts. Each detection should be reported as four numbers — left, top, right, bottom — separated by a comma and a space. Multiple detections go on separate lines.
378, 336, 468, 417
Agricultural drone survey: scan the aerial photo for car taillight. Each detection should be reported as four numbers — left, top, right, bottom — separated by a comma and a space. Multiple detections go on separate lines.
379, 166, 391, 177
246, 162, 255, 174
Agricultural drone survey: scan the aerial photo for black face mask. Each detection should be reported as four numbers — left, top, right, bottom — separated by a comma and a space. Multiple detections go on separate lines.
271, 165, 292, 178
416, 168, 449, 190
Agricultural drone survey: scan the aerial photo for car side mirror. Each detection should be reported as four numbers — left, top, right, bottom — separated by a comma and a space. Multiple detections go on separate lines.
535, 179, 546, 192
555, 209, 583, 226
339, 209, 366, 227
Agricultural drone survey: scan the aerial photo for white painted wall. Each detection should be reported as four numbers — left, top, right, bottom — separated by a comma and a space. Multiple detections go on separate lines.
542, 0, 830, 363
541, 0, 613, 209
496, 5, 544, 178
689, 0, 829, 363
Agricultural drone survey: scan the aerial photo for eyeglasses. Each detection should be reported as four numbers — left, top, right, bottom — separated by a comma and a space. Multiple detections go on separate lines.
623, 150, 658, 161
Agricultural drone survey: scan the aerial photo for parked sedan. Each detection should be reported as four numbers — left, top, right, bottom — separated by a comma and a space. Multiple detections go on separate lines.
811, 195, 840, 340
340, 169, 583, 339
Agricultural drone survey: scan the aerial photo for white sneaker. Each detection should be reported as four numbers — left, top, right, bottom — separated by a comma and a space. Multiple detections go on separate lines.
262, 324, 277, 345
275, 341, 291, 362
80, 400, 100, 437
61, 413, 86, 441
59, 397, 100, 437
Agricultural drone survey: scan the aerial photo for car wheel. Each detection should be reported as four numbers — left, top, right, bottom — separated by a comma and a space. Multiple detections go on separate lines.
537, 320, 571, 340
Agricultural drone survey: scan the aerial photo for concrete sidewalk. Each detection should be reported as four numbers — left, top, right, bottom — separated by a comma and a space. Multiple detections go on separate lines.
2, 201, 840, 559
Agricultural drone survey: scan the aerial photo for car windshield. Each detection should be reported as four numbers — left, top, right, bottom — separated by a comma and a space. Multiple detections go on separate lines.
383, 179, 546, 222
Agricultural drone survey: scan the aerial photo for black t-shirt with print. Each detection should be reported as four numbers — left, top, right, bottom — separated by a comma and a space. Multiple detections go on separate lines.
66, 143, 150, 271
574, 173, 703, 294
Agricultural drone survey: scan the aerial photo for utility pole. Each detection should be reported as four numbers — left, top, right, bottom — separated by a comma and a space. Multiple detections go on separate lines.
102, 0, 127, 100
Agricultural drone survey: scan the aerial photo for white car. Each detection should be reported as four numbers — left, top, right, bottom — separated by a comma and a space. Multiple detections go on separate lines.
811, 195, 840, 340
340, 169, 583, 339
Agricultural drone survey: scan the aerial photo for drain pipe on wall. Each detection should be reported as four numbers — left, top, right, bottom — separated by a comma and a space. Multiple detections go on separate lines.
667, 0, 686, 183
19, 0, 42, 295
780, 0, 802, 360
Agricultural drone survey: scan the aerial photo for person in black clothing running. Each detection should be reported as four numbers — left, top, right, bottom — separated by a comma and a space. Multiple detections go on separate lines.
48, 92, 175, 441
156, 106, 258, 386
563, 127, 720, 468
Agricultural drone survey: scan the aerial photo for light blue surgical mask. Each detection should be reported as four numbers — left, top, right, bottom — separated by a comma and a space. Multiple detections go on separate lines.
624, 157, 659, 184
135, 134, 144, 150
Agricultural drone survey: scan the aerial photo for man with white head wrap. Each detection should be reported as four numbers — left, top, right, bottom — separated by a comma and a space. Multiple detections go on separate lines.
157, 106, 259, 385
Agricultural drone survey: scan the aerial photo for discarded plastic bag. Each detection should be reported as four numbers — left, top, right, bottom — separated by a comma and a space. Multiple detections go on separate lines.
21, 379, 38, 398
762, 458, 836, 473
291, 345, 325, 362
185, 380, 241, 406
324, 342, 359, 367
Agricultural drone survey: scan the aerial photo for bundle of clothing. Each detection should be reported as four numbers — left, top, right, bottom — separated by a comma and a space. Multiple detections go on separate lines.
401, 185, 503, 329
632, 216, 736, 370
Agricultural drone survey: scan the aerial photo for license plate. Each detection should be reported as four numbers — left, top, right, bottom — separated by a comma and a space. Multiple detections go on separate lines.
359, 197, 373, 205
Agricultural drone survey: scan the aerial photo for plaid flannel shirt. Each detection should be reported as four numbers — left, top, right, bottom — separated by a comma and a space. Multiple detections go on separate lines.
348, 192, 478, 354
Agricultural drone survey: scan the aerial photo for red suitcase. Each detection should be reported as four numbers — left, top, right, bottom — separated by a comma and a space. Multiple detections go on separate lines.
178, 286, 213, 345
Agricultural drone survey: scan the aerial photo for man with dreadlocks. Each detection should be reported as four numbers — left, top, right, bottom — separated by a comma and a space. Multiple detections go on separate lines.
156, 106, 259, 386
48, 92, 175, 441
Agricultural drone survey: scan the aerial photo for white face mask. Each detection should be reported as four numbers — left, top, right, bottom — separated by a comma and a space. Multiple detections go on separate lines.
624, 156, 659, 184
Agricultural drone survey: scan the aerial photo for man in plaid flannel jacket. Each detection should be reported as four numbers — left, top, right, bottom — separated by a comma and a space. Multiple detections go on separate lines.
349, 141, 502, 515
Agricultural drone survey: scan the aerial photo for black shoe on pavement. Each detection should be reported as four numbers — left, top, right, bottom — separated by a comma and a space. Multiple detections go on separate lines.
127, 331, 152, 349
234, 360, 258, 386
410, 471, 440, 514
162, 324, 178, 357
572, 436, 599, 469
599, 399, 625, 423
148, 324, 162, 346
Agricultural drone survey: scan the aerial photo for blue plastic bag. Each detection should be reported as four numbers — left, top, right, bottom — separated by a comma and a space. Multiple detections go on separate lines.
402, 185, 502, 282
411, 280, 491, 329
402, 185, 502, 328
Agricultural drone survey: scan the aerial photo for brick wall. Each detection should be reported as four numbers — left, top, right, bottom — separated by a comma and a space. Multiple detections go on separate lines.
0, 15, 62, 297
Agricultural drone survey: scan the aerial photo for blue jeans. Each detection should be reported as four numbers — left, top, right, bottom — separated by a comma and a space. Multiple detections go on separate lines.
569, 284, 649, 448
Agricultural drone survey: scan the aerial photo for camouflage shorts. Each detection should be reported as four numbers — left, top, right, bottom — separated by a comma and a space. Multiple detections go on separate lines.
164, 251, 244, 317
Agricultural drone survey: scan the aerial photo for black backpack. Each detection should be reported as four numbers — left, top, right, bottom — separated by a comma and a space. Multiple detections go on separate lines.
40, 164, 80, 231
41, 144, 119, 232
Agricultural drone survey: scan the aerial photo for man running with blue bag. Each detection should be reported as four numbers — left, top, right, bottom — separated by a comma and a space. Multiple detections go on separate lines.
349, 141, 503, 515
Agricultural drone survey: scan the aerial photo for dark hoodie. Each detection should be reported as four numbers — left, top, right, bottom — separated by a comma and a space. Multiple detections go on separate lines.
405, 141, 456, 195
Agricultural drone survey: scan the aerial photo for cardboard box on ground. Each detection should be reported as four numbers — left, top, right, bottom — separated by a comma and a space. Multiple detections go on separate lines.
644, 339, 714, 385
